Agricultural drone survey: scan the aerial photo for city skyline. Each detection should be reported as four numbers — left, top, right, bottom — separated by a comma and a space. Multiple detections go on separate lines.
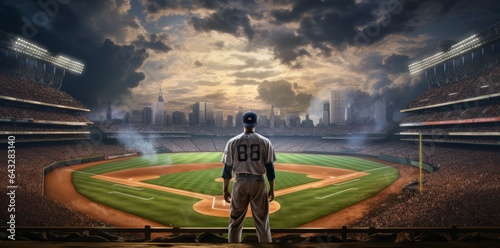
2, 1, 499, 124
105, 90, 393, 129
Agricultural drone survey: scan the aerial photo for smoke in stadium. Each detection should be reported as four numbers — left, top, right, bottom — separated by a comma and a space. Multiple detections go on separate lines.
116, 131, 157, 158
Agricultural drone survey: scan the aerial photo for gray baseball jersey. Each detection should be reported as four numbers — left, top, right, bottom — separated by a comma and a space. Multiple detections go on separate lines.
221, 132, 276, 175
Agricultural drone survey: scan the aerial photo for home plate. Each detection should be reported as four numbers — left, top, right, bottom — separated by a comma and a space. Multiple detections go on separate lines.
209, 196, 281, 217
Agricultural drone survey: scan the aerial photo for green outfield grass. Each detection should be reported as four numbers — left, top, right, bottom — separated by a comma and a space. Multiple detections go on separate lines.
143, 168, 320, 195
72, 152, 398, 228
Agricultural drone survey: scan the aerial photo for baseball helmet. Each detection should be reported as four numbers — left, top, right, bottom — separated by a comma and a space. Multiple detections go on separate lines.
242, 111, 257, 127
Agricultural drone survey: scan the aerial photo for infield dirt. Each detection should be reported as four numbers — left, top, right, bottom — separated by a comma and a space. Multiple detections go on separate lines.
44, 156, 419, 237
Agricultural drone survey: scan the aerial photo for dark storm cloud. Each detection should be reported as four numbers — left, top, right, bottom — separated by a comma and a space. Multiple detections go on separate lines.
438, 39, 456, 51
345, 90, 375, 116
0, 0, 170, 110
268, 0, 463, 62
371, 73, 392, 92
64, 39, 149, 108
143, 0, 259, 18
267, 31, 311, 68
272, 0, 374, 49
271, 0, 358, 24
257, 80, 313, 113
189, 7, 254, 40
143, 0, 221, 14
344, 75, 429, 121
0, 2, 26, 34
133, 33, 172, 53
193, 60, 203, 67
379, 77, 429, 119
213, 40, 225, 49
382, 54, 410, 74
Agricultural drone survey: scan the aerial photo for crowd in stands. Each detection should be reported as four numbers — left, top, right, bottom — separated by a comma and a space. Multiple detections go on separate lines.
399, 125, 500, 134
1, 125, 89, 132
146, 136, 366, 153
0, 137, 499, 230
400, 137, 500, 145
94, 122, 394, 137
8, 135, 91, 143
0, 105, 91, 123
404, 67, 500, 110
0, 73, 87, 109
401, 103, 500, 124
0, 141, 131, 227
355, 142, 500, 227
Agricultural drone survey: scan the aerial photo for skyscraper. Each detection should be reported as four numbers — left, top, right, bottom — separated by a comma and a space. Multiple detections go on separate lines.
129, 109, 143, 124
172, 111, 187, 125
322, 102, 330, 126
192, 102, 215, 126
205, 102, 214, 126
227, 115, 234, 127
215, 109, 224, 127
192, 102, 206, 125
345, 103, 353, 124
330, 90, 346, 125
142, 107, 152, 125
270, 105, 275, 128
287, 114, 301, 127
235, 106, 243, 127
154, 88, 165, 125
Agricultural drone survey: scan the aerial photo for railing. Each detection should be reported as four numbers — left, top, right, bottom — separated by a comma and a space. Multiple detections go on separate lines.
2, 226, 500, 241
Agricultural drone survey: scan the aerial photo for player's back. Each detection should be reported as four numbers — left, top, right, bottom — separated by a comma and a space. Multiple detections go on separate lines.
224, 132, 275, 175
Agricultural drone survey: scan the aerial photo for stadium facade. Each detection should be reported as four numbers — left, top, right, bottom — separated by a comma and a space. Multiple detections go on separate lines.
399, 21, 500, 146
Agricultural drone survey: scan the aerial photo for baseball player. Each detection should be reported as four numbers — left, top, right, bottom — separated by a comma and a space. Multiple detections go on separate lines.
221, 111, 276, 243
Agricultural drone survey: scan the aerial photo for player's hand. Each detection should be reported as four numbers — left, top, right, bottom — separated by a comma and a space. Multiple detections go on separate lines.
223, 190, 231, 203
268, 190, 274, 202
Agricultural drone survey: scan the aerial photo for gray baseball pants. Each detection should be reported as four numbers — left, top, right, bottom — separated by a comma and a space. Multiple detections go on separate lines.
228, 174, 271, 243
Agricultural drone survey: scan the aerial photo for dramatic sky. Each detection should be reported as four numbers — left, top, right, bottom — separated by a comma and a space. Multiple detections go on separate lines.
1, 0, 499, 122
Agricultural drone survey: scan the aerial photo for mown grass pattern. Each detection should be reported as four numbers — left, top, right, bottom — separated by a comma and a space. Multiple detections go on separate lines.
72, 152, 397, 227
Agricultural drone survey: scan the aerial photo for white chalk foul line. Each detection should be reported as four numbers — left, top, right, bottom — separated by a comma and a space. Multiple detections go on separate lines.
332, 179, 360, 186
211, 197, 230, 211
315, 188, 358, 200
66, 169, 124, 182
113, 184, 144, 190
108, 191, 154, 200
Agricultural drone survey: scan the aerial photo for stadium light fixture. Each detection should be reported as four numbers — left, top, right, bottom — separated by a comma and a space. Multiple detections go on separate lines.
12, 37, 85, 74
408, 34, 482, 75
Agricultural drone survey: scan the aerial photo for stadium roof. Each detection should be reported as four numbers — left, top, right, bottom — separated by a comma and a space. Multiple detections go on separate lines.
0, 30, 84, 74
408, 21, 500, 75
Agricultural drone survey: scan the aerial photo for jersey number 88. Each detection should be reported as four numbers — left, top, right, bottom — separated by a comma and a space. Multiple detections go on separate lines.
237, 144, 260, 162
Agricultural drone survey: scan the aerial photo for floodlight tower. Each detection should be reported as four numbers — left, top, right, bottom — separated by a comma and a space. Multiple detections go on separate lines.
0, 29, 85, 89
407, 22, 500, 89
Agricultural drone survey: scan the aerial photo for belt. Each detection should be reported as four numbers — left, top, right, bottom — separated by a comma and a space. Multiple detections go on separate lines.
236, 173, 261, 176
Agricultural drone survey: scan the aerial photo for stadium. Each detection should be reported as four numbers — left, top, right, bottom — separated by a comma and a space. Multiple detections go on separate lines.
1, 3, 500, 248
